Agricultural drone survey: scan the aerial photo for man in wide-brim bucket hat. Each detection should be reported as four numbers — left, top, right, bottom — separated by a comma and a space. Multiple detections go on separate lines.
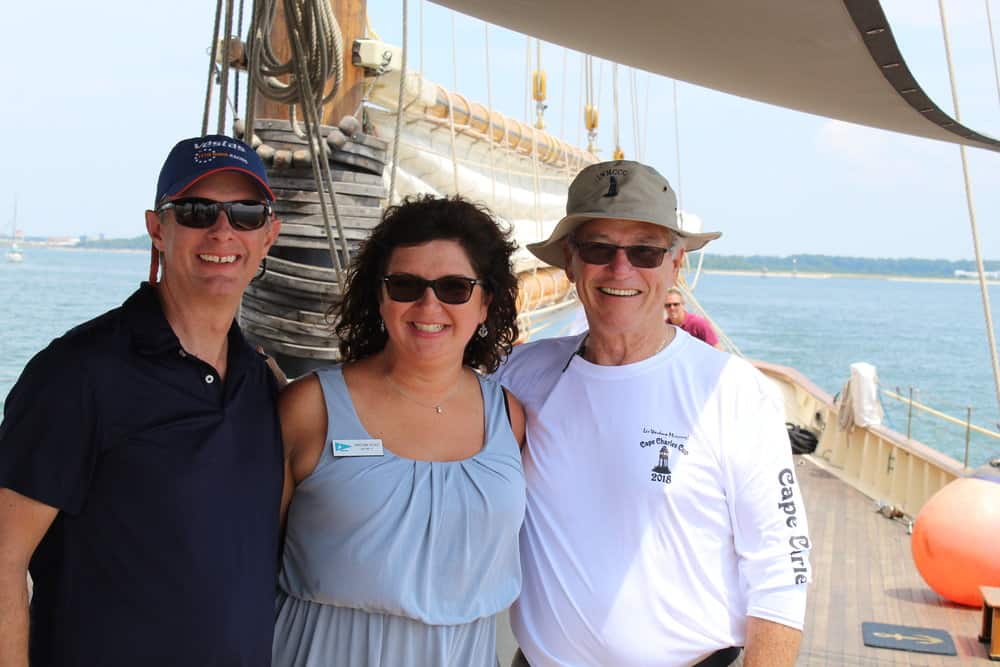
496, 160, 811, 667
526, 160, 720, 269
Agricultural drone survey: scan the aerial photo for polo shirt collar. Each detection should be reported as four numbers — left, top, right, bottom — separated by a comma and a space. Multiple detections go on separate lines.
125, 282, 254, 366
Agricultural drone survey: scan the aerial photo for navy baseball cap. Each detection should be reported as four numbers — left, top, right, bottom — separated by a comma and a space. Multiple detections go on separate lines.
155, 134, 274, 206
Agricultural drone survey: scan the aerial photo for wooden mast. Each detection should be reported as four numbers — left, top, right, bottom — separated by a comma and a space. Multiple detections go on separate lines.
253, 0, 367, 126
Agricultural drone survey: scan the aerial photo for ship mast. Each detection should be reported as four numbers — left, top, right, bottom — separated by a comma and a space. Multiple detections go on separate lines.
223, 0, 391, 378
251, 0, 366, 126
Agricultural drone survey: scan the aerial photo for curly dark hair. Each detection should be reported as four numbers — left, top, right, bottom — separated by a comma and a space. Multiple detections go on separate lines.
333, 194, 519, 373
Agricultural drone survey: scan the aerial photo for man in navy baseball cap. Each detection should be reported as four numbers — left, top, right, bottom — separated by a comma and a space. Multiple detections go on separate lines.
147, 134, 278, 286
0, 134, 284, 666
155, 134, 275, 206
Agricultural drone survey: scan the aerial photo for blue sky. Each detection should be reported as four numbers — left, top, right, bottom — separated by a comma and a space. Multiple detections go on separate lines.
2, 0, 998, 260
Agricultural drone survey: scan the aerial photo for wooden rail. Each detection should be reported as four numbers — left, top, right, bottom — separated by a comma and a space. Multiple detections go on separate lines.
881, 388, 1000, 440
753, 360, 965, 518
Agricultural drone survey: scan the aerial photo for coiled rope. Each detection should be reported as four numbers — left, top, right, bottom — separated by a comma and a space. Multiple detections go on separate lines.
244, 0, 352, 283
249, 0, 343, 118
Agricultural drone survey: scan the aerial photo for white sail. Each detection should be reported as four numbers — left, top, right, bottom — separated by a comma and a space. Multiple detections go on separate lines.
366, 69, 595, 263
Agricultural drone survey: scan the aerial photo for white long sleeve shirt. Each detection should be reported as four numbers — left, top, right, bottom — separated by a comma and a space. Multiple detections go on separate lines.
496, 330, 810, 667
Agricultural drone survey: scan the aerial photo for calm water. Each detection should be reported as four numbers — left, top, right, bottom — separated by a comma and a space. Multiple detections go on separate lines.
1, 249, 998, 467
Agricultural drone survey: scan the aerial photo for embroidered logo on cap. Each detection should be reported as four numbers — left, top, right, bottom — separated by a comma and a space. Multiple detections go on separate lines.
603, 175, 620, 197
192, 138, 250, 166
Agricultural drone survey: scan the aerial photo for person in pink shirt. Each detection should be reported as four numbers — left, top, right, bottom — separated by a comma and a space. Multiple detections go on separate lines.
666, 287, 720, 348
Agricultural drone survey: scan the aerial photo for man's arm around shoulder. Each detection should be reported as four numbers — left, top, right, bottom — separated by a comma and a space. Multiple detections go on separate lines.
0, 488, 58, 667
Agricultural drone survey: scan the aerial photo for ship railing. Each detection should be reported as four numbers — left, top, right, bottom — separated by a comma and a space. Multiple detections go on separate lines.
753, 360, 966, 519
880, 387, 1000, 469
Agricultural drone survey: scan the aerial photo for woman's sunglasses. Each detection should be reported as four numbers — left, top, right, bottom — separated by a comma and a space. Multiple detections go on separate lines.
156, 197, 272, 231
571, 240, 672, 269
383, 273, 484, 304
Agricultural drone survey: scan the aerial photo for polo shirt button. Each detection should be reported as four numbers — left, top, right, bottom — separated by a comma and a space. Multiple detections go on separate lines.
205, 374, 215, 384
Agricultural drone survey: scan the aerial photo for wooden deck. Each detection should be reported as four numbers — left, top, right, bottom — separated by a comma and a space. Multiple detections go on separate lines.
796, 456, 992, 665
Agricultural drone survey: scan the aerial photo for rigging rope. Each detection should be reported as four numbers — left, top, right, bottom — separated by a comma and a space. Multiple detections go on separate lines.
202, 0, 225, 136
484, 23, 498, 209
678, 281, 741, 356
937, 0, 1000, 417
501, 115, 515, 216
387, 0, 408, 205
248, 0, 351, 283
532, 39, 547, 130
672, 80, 683, 213
577, 55, 585, 151
530, 39, 546, 240
234, 0, 245, 118
986, 0, 1000, 107
688, 236, 706, 291
524, 35, 531, 123
356, 48, 393, 117
531, 125, 543, 240
642, 74, 651, 161
250, 0, 344, 118
217, 0, 237, 134
584, 55, 598, 153
560, 48, 572, 182
365, 12, 381, 40
242, 0, 261, 138
612, 64, 622, 160
628, 67, 642, 162
560, 48, 568, 143
446, 13, 461, 194
284, 0, 348, 280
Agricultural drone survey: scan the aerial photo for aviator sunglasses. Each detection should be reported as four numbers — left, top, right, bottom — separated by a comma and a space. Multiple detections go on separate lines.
570, 239, 674, 269
156, 197, 272, 231
383, 273, 484, 305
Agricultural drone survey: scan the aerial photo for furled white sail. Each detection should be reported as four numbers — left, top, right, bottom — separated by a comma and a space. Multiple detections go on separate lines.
365, 69, 596, 260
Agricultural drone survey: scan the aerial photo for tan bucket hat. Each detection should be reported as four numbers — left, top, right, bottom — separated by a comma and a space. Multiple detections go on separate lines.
527, 160, 721, 268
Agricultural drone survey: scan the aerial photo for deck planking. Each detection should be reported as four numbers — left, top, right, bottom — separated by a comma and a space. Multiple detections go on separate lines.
795, 456, 991, 665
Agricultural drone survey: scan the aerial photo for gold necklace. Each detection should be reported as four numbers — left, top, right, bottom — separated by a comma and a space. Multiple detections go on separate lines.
384, 372, 464, 415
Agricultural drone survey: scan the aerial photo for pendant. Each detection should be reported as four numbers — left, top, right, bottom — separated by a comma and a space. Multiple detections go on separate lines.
435, 405, 443, 414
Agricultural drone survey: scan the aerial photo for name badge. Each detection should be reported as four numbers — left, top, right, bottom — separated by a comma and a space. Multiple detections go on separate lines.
331, 439, 384, 457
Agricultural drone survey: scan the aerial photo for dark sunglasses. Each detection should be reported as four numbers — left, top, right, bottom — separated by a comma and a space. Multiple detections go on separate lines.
571, 240, 673, 269
156, 197, 272, 231
383, 273, 484, 305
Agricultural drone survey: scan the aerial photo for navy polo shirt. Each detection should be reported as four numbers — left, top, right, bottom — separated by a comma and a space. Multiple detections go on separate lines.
0, 283, 282, 666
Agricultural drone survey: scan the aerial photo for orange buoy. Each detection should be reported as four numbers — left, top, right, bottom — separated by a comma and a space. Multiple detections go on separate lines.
911, 466, 1000, 607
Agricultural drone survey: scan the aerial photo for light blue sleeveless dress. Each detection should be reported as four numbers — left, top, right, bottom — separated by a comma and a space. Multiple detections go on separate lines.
273, 365, 526, 667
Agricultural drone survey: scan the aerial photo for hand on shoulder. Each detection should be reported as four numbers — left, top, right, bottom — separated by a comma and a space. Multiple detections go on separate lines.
256, 346, 289, 388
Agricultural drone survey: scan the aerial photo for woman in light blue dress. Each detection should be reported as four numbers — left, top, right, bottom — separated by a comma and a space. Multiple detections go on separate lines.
274, 195, 526, 667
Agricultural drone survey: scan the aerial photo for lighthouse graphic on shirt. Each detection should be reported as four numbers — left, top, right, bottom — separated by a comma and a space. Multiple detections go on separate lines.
651, 446, 671, 474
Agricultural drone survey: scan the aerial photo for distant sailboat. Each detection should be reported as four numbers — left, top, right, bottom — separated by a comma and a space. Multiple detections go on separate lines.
6, 199, 23, 263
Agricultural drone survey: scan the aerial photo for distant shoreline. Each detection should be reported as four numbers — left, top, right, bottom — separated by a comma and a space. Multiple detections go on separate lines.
10, 247, 1000, 284
702, 269, 1000, 285
32, 246, 146, 255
